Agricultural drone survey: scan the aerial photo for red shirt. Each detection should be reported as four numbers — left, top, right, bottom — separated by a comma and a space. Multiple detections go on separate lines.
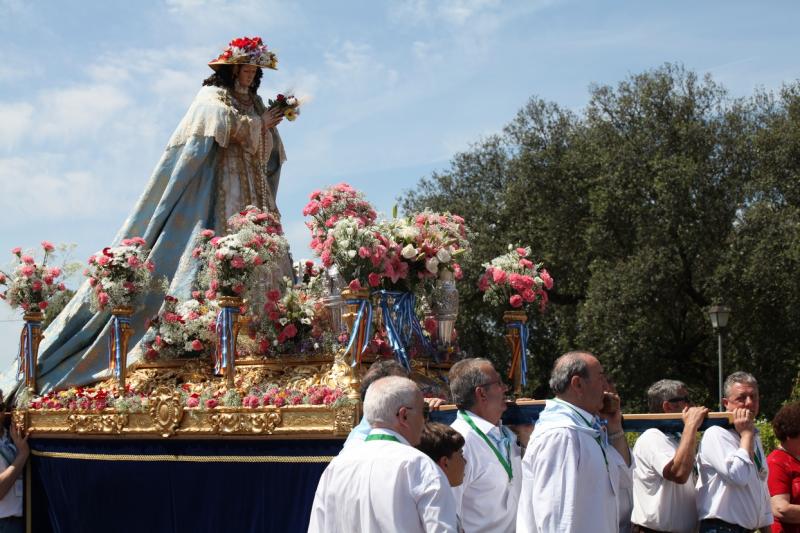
767, 448, 800, 533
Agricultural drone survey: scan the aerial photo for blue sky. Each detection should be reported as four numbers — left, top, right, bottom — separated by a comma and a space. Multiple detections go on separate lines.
1, 0, 799, 378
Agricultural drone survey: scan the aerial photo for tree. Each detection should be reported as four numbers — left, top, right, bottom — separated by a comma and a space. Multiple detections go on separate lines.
402, 64, 799, 415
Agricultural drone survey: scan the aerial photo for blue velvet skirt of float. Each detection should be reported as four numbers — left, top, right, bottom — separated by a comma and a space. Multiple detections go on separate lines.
5, 136, 288, 394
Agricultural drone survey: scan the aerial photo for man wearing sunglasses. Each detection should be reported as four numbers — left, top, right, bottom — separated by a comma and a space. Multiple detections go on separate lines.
449, 358, 522, 533
631, 379, 709, 533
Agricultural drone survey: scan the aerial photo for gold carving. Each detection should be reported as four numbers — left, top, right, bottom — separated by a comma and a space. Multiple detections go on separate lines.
333, 401, 358, 436
148, 385, 184, 437
67, 413, 128, 434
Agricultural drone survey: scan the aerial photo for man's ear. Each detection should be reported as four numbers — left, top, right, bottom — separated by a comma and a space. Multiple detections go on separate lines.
436, 456, 449, 471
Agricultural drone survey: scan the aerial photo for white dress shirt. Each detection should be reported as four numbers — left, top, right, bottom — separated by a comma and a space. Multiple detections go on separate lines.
695, 425, 773, 529
451, 410, 522, 533
631, 429, 697, 533
516, 399, 620, 533
0, 433, 21, 519
308, 428, 458, 533
610, 445, 633, 533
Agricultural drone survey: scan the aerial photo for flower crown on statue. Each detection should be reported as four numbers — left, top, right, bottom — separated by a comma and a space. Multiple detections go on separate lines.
208, 36, 278, 71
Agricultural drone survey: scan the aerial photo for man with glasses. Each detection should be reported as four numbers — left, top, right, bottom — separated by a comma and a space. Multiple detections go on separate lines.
308, 376, 457, 532
696, 372, 773, 532
631, 379, 709, 533
449, 358, 523, 532
517, 351, 630, 532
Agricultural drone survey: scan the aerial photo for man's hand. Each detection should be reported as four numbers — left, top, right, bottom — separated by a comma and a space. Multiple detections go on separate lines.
732, 407, 755, 435
423, 397, 445, 409
682, 406, 709, 431
10, 424, 29, 462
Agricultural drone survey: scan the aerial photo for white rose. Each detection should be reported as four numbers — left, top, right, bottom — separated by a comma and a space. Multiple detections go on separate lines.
279, 318, 289, 326
301, 318, 311, 325
401, 244, 418, 259
347, 250, 357, 259
425, 257, 439, 274
436, 248, 451, 263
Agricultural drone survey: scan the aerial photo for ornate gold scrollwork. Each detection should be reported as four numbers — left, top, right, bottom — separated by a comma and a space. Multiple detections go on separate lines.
148, 385, 184, 437
208, 409, 283, 434
333, 402, 358, 436
67, 413, 128, 434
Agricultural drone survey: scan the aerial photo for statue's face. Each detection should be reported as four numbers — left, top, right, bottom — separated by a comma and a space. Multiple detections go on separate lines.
237, 64, 258, 88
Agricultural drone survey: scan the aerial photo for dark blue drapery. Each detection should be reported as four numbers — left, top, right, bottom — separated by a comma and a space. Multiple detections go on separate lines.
30, 438, 343, 533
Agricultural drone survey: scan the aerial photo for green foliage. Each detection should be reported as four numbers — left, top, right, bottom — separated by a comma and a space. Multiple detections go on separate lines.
756, 418, 778, 455
402, 64, 800, 416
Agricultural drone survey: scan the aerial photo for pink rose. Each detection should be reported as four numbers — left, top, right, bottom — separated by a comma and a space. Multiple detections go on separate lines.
521, 289, 536, 302
191, 339, 203, 351
21, 265, 35, 277
519, 259, 533, 269
201, 229, 215, 238
230, 256, 246, 269
205, 289, 216, 300
509, 294, 523, 308
205, 398, 218, 409
38, 301, 48, 310
11, 247, 21, 255
367, 272, 381, 287
516, 247, 527, 257
540, 269, 554, 290
186, 397, 200, 408
492, 269, 506, 283
127, 256, 140, 267
98, 292, 110, 306
96, 255, 110, 266
32, 280, 42, 291
348, 279, 362, 291
21, 255, 34, 265
48, 267, 62, 277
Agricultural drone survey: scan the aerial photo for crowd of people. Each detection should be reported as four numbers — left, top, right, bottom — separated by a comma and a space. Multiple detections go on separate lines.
309, 352, 800, 533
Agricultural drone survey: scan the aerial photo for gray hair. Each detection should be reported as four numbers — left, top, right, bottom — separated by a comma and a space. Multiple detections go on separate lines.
646, 379, 687, 413
549, 351, 591, 395
724, 371, 758, 397
363, 376, 420, 427
449, 358, 493, 411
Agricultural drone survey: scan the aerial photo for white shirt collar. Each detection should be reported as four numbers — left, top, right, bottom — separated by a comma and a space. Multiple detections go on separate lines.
368, 427, 410, 446
552, 398, 597, 423
464, 410, 504, 437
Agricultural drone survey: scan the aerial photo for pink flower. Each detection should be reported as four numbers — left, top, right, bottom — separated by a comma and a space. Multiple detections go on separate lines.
453, 263, 463, 281
11, 247, 21, 255
20, 265, 35, 277
32, 280, 42, 291
358, 246, 370, 259
273, 396, 286, 407
267, 290, 281, 302
57, 282, 66, 291
509, 294, 523, 308
127, 256, 141, 267
145, 261, 155, 272
0, 273, 5, 284
283, 323, 298, 339
186, 397, 200, 408
205, 398, 218, 409
98, 292, 110, 306
519, 259, 533, 269
88, 277, 97, 287
48, 267, 62, 277
348, 279, 362, 291
21, 255, 34, 265
492, 268, 507, 284
232, 284, 245, 294
367, 272, 381, 287
201, 229, 215, 238
41, 241, 55, 252
521, 288, 536, 302
540, 269, 554, 290
38, 301, 48, 310
96, 255, 110, 266
205, 289, 216, 300
191, 339, 203, 351
210, 280, 219, 290
230, 256, 246, 269
516, 247, 527, 257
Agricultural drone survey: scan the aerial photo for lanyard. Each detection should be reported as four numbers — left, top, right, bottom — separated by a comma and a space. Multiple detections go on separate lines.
459, 411, 513, 481
551, 399, 608, 470
365, 433, 401, 443
754, 441, 764, 471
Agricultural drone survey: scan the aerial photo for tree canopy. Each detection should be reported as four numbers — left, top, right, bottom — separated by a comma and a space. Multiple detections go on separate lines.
401, 64, 800, 416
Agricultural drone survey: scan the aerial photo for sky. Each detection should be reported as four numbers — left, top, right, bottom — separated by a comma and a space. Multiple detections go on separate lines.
1, 0, 799, 378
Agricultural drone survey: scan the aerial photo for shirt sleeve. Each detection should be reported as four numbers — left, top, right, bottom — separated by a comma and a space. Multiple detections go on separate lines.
767, 451, 792, 496
528, 428, 581, 530
636, 430, 676, 484
699, 426, 756, 487
412, 458, 459, 533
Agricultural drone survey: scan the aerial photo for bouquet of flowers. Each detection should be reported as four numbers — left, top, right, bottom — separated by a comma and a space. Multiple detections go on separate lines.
0, 241, 67, 313
478, 245, 554, 312
411, 210, 469, 278
314, 217, 386, 289
195, 206, 289, 298
304, 183, 377, 254
85, 237, 155, 312
252, 280, 325, 355
268, 93, 301, 121
143, 292, 219, 360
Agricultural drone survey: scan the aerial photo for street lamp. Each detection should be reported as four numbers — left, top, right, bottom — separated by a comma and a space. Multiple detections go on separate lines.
707, 305, 731, 411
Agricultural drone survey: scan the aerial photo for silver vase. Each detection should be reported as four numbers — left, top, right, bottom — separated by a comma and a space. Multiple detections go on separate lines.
432, 269, 459, 346
323, 266, 346, 334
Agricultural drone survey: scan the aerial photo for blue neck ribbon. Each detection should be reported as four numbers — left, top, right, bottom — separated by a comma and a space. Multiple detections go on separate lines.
108, 315, 132, 379
344, 297, 373, 367
375, 290, 437, 371
215, 306, 239, 375
508, 320, 529, 386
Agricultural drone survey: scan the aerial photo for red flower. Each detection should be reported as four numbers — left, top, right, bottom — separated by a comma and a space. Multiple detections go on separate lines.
509, 294, 523, 308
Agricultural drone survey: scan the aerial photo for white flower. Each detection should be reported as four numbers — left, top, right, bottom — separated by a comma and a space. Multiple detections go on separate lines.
401, 244, 418, 259
301, 318, 312, 325
436, 248, 451, 263
347, 250, 357, 259
425, 257, 439, 274
279, 318, 289, 326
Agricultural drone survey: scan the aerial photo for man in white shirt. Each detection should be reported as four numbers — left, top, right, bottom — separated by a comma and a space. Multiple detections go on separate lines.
449, 358, 523, 533
308, 376, 457, 533
696, 371, 773, 532
0, 397, 27, 533
631, 379, 708, 533
517, 351, 631, 532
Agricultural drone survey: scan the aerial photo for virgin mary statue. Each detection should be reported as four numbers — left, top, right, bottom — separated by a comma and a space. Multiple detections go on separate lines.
24, 36, 293, 393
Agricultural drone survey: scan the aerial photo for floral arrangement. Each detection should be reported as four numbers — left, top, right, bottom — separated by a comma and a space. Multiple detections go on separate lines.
478, 245, 554, 312
304, 183, 377, 253
142, 292, 219, 360
179, 382, 346, 409
314, 218, 384, 289
252, 282, 321, 354
268, 93, 301, 121
195, 206, 289, 298
25, 386, 148, 413
85, 237, 155, 312
210, 36, 278, 70
0, 241, 67, 313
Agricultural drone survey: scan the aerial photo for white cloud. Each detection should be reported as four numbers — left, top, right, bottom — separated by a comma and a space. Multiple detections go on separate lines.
0, 102, 33, 146
38, 84, 131, 139
324, 41, 398, 88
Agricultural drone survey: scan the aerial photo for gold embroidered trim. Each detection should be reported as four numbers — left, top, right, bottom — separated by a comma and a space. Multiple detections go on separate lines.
31, 449, 334, 463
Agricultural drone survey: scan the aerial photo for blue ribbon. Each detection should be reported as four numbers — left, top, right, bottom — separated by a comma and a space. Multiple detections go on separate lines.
108, 315, 132, 380
508, 320, 529, 386
18, 320, 41, 383
215, 306, 239, 375
375, 291, 437, 371
344, 297, 373, 367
